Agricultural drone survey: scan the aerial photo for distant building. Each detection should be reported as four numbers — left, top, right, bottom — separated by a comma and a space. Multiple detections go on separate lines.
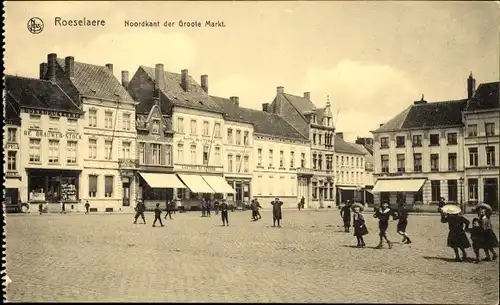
351, 137, 375, 205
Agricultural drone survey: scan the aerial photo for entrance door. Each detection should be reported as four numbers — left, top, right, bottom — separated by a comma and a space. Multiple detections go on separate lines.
235, 183, 243, 206
484, 178, 498, 210
122, 182, 130, 207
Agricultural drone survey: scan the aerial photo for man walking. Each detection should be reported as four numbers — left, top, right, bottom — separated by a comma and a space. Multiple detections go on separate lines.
340, 200, 352, 233
164, 200, 173, 220
253, 198, 262, 220
214, 199, 220, 215
134, 199, 146, 224
299, 196, 305, 211
220, 199, 229, 226
152, 203, 165, 227
201, 198, 206, 217
84, 200, 90, 215
271, 197, 283, 227
206, 199, 212, 217
60, 201, 66, 214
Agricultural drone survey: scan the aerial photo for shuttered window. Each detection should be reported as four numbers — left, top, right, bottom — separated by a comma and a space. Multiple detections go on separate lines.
89, 175, 98, 197
105, 176, 114, 197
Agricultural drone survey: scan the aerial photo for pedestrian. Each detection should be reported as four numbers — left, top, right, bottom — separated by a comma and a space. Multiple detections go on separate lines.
251, 199, 257, 220
214, 199, 220, 215
395, 201, 411, 244
478, 207, 498, 261
164, 200, 173, 220
271, 197, 283, 228
201, 198, 206, 217
340, 200, 352, 233
206, 199, 212, 217
374, 201, 393, 249
466, 218, 486, 264
352, 203, 368, 247
300, 196, 305, 210
220, 199, 229, 226
438, 197, 447, 221
38, 202, 44, 215
60, 201, 66, 214
152, 203, 165, 227
84, 200, 90, 215
441, 207, 471, 262
255, 199, 262, 220
133, 200, 146, 224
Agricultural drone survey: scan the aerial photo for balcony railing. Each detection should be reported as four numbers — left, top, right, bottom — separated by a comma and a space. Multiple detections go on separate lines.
118, 158, 139, 169
177, 164, 223, 173
296, 167, 314, 176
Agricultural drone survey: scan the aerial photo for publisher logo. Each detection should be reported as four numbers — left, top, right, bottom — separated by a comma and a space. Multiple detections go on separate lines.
27, 17, 44, 34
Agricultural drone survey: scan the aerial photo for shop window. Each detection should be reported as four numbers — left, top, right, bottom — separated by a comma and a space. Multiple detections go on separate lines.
396, 192, 406, 204
67, 141, 77, 164
105, 176, 114, 197
60, 177, 78, 201
7, 151, 17, 171
89, 175, 98, 197
29, 138, 41, 163
144, 187, 169, 201
413, 190, 423, 203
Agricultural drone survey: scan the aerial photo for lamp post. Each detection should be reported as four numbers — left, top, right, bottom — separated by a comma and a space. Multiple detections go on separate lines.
459, 177, 464, 213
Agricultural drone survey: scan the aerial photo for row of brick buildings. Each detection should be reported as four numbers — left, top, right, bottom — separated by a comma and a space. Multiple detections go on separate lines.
371, 74, 499, 210
4, 53, 371, 212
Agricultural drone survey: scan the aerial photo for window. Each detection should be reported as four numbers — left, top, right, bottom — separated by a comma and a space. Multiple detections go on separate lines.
48, 140, 59, 163
486, 146, 496, 166
396, 136, 405, 148
49, 117, 59, 131
165, 145, 172, 166
151, 144, 161, 165
7, 128, 17, 142
236, 130, 241, 145
123, 113, 131, 130
269, 149, 274, 168
412, 135, 422, 147
88, 139, 97, 159
203, 145, 209, 165
236, 155, 241, 172
318, 154, 323, 170
380, 192, 390, 204
318, 135, 322, 145
214, 122, 221, 137
448, 153, 457, 171
203, 121, 209, 136
190, 145, 197, 164
7, 151, 17, 171
177, 144, 184, 163
244, 155, 249, 172
279, 151, 284, 168
301, 153, 306, 168
336, 156, 339, 166
177, 117, 184, 133
139, 143, 146, 164
243, 131, 249, 145
257, 148, 262, 166
215, 146, 221, 165
67, 141, 77, 164
467, 124, 477, 137
380, 137, 389, 148
89, 109, 97, 127
190, 119, 197, 134
290, 151, 295, 168
89, 175, 98, 198
326, 155, 333, 170
431, 180, 441, 202
341, 156, 344, 166
105, 140, 112, 160
351, 157, 354, 167
448, 180, 458, 202
105, 176, 114, 197
381, 155, 389, 173
268, 176, 274, 195
468, 179, 478, 200
429, 134, 440, 146
313, 154, 317, 170
356, 158, 359, 168
430, 154, 439, 171
396, 154, 405, 172
312, 182, 317, 199
228, 154, 233, 172
68, 119, 78, 132
447, 133, 457, 145
485, 123, 495, 136
105, 111, 113, 129
152, 119, 160, 134
312, 134, 317, 145
469, 148, 478, 167
227, 128, 233, 144
30, 115, 41, 129
346, 172, 350, 182
122, 142, 131, 159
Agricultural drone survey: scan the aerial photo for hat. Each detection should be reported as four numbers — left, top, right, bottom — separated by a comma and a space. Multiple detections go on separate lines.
351, 202, 364, 212
477, 203, 493, 211
441, 204, 461, 215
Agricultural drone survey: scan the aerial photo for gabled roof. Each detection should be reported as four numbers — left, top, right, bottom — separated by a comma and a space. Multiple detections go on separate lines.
282, 93, 316, 114
373, 99, 467, 133
335, 136, 365, 155
350, 143, 374, 163
140, 66, 223, 114
56, 59, 134, 103
136, 104, 172, 132
465, 82, 499, 112
209, 96, 253, 124
5, 75, 82, 114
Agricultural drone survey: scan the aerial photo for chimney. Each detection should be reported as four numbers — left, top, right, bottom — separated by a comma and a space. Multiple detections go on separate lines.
121, 70, 129, 87
47, 53, 57, 82
64, 56, 74, 78
39, 63, 48, 80
277, 86, 284, 94
201, 75, 208, 93
262, 103, 270, 112
105, 63, 113, 74
467, 72, 476, 99
181, 69, 189, 92
379, 123, 384, 127
414, 94, 427, 105
304, 92, 311, 100
155, 64, 164, 97
336, 132, 344, 140
230, 96, 239, 107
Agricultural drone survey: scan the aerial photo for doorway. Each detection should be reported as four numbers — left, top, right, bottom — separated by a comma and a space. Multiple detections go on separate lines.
122, 182, 130, 207
484, 178, 498, 210
235, 182, 243, 203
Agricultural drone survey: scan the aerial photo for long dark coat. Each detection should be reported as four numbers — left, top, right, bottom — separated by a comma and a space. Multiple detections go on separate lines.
271, 201, 283, 220
442, 214, 471, 249
480, 215, 499, 248
353, 212, 368, 236
340, 205, 351, 227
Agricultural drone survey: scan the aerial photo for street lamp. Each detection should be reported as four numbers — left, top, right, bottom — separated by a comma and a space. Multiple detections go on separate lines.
459, 177, 464, 213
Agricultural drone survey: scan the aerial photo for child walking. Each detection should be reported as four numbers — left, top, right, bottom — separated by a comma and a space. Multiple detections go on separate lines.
152, 203, 165, 227
395, 202, 411, 244
374, 201, 393, 249
340, 201, 352, 233
478, 207, 498, 261
352, 204, 368, 247
466, 218, 485, 264
441, 210, 471, 262
220, 199, 229, 226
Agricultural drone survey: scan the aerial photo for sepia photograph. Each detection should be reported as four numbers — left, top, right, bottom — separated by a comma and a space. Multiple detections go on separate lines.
2, 1, 499, 303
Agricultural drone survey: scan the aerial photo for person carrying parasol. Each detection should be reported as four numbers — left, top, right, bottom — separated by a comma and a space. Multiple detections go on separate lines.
441, 204, 471, 262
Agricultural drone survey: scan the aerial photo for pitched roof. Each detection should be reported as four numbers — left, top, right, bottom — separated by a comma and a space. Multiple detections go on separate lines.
465, 82, 499, 112
335, 136, 365, 155
282, 93, 316, 113
210, 95, 308, 141
373, 99, 467, 133
5, 75, 82, 114
140, 66, 223, 114
56, 59, 134, 102
5, 95, 21, 125
350, 143, 374, 163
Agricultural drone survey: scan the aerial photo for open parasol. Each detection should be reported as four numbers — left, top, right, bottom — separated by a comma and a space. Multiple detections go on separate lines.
350, 202, 365, 212
441, 204, 461, 215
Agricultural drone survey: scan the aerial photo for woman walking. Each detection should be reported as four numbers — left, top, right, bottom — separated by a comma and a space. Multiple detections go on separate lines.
352, 203, 368, 247
441, 204, 471, 262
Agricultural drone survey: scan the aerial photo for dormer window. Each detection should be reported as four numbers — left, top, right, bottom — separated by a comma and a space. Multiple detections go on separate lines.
152, 119, 160, 134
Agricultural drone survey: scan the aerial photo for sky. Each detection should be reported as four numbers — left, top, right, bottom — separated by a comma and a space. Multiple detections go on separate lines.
4, 1, 499, 142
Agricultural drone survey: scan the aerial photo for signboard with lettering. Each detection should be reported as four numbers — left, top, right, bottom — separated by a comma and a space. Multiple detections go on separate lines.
181, 136, 216, 144
5, 143, 19, 150
24, 130, 82, 140
22, 107, 82, 118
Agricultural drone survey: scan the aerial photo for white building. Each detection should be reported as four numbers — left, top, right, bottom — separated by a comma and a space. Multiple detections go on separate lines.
352, 137, 375, 205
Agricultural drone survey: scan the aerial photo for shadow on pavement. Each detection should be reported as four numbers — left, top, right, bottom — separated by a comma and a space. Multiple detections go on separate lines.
422, 256, 476, 263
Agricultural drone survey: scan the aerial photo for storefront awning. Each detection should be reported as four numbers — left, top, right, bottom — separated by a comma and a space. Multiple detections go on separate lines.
178, 174, 215, 193
139, 173, 186, 189
372, 179, 426, 193
202, 176, 235, 193
337, 186, 358, 191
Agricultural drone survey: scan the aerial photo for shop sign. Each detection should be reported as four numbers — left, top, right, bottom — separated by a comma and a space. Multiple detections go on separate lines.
24, 130, 82, 140
5, 143, 19, 150
22, 108, 81, 119
181, 136, 215, 144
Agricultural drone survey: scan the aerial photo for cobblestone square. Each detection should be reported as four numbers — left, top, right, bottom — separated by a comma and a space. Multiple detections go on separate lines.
5, 210, 499, 303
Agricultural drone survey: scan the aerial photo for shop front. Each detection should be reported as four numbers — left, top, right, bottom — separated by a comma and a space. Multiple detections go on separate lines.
176, 174, 216, 210
138, 172, 186, 210
224, 177, 249, 208
372, 178, 427, 208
